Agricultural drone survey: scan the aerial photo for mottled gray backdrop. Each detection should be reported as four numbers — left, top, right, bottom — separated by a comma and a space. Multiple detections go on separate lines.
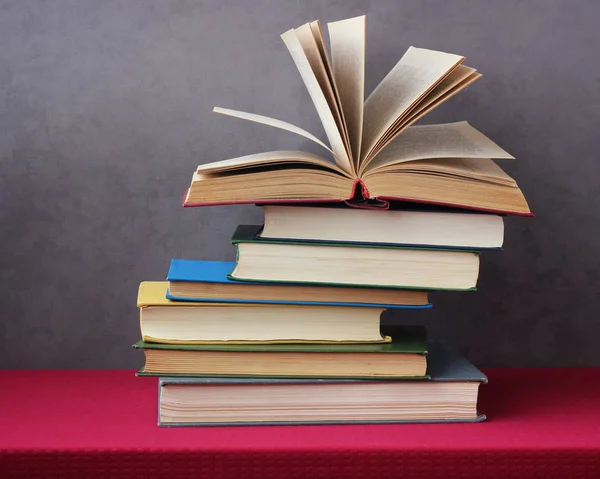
1, 0, 599, 368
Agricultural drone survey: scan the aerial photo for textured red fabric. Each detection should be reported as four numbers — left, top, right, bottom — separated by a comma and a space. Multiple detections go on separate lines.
1, 368, 599, 478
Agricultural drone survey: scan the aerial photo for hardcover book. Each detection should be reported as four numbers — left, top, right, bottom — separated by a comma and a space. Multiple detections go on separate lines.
138, 281, 395, 344
183, 15, 530, 215
134, 325, 428, 379
167, 259, 431, 307
260, 204, 505, 250
229, 225, 480, 290
157, 341, 487, 426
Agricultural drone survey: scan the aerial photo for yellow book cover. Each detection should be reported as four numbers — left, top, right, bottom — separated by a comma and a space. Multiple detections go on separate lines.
136, 281, 391, 344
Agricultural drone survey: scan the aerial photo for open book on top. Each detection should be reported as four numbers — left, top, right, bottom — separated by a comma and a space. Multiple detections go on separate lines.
184, 15, 531, 216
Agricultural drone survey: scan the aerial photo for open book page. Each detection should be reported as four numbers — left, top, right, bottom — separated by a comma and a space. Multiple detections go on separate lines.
392, 72, 481, 137
360, 73, 482, 176
196, 150, 349, 176
360, 47, 465, 164
213, 107, 334, 155
374, 157, 517, 186
374, 65, 477, 150
366, 121, 514, 171
402, 65, 476, 124
308, 20, 351, 155
295, 23, 349, 154
281, 28, 353, 175
328, 15, 366, 168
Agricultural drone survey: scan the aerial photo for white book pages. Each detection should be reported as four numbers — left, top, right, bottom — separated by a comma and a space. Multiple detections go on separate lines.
213, 107, 333, 155
375, 65, 477, 150
381, 157, 517, 186
195, 150, 347, 176
396, 72, 482, 133
361, 72, 482, 176
361, 47, 464, 163
295, 23, 347, 148
281, 28, 354, 175
367, 121, 514, 171
308, 21, 353, 163
328, 15, 366, 166
402, 65, 476, 122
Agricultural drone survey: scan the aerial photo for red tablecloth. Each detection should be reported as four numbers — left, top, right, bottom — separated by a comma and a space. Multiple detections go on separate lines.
1, 368, 599, 478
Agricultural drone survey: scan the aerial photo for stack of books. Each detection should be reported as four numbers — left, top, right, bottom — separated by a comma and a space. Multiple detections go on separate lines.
133, 15, 530, 427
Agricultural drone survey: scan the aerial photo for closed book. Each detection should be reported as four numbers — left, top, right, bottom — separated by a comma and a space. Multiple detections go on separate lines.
167, 259, 431, 308
139, 281, 392, 344
157, 341, 486, 426
260, 204, 504, 250
229, 225, 480, 291
134, 325, 427, 379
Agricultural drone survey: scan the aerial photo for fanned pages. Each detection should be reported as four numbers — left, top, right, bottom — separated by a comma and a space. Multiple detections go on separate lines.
363, 65, 480, 170
328, 15, 366, 165
184, 15, 531, 216
360, 47, 464, 164
213, 107, 334, 155
306, 21, 352, 161
366, 121, 514, 171
280, 28, 353, 175
194, 150, 346, 175
388, 73, 483, 146
398, 65, 477, 129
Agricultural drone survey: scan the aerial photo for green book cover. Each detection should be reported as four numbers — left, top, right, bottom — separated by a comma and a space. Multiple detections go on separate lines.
134, 325, 429, 379
133, 325, 427, 354
231, 225, 480, 253
228, 225, 478, 292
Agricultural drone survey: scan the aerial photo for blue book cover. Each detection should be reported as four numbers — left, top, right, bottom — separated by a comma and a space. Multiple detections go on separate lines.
166, 259, 432, 309
167, 259, 237, 283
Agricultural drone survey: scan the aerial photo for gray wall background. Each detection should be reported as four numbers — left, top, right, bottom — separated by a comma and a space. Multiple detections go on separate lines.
1, 0, 599, 369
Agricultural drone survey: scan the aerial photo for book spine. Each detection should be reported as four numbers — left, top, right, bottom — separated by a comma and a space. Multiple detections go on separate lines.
348, 178, 369, 200
343, 179, 391, 209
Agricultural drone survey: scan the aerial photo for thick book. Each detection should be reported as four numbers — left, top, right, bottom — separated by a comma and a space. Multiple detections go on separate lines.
260, 204, 505, 249
167, 259, 431, 307
138, 281, 393, 344
157, 341, 486, 426
183, 15, 530, 216
134, 325, 428, 379
229, 225, 480, 291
